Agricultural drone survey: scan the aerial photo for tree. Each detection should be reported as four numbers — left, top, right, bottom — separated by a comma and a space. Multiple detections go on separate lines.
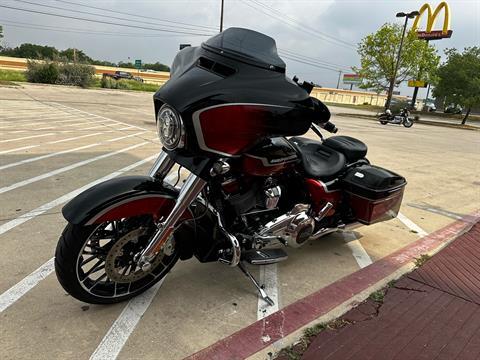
433, 47, 480, 124
355, 23, 439, 96
59, 48, 93, 63
0, 43, 58, 59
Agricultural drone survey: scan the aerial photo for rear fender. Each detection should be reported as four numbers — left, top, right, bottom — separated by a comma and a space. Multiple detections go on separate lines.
62, 176, 179, 226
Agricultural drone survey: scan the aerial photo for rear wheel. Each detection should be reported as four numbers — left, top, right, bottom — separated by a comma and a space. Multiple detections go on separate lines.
55, 215, 179, 304
403, 118, 414, 128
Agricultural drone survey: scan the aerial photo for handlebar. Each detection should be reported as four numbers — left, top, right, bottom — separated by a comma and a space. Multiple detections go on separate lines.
321, 121, 338, 134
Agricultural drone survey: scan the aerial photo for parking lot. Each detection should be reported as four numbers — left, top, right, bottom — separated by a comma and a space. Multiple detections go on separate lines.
0, 83, 479, 360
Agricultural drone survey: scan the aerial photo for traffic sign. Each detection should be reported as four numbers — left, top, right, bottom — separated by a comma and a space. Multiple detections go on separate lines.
408, 80, 428, 88
135, 59, 142, 69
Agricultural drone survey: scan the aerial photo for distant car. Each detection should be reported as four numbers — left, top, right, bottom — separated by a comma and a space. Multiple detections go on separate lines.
424, 101, 436, 112
444, 104, 462, 114
102, 71, 144, 83
407, 100, 418, 110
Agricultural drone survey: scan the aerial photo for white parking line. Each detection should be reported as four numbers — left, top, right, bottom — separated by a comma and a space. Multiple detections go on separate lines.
89, 280, 164, 360
0, 155, 157, 312
257, 264, 279, 319
0, 145, 39, 155
342, 231, 373, 268
51, 103, 148, 131
397, 212, 428, 237
0, 132, 146, 171
0, 142, 148, 195
0, 259, 54, 313
49, 132, 103, 144
0, 133, 55, 143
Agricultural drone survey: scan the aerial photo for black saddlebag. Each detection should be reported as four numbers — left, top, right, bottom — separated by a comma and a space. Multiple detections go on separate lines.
342, 165, 406, 225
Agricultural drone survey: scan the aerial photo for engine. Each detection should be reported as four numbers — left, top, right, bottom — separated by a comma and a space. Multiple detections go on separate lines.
220, 174, 316, 248
257, 204, 316, 248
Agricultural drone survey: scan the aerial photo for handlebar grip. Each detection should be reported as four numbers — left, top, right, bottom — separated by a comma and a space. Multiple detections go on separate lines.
322, 121, 338, 134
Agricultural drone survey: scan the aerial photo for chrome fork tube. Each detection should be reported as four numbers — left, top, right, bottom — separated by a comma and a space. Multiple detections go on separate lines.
137, 172, 206, 271
149, 151, 175, 180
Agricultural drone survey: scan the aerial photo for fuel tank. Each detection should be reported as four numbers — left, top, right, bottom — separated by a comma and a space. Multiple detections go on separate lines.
242, 137, 298, 176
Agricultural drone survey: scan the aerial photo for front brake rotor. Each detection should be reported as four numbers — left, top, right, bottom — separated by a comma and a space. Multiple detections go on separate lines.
105, 228, 167, 283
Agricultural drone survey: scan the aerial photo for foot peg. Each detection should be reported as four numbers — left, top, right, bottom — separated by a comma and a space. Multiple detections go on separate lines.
238, 262, 275, 306
242, 248, 288, 265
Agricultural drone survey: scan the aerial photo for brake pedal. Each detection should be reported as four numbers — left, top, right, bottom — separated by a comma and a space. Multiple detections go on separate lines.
242, 248, 288, 265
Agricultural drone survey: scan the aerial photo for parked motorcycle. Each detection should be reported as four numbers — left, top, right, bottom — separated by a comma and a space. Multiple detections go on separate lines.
378, 108, 414, 127
55, 28, 406, 305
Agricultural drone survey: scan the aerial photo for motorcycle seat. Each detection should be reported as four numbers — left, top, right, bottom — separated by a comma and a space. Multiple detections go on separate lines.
323, 136, 367, 163
289, 137, 346, 180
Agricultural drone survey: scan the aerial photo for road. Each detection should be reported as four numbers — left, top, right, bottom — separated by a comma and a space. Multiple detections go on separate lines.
0, 83, 479, 359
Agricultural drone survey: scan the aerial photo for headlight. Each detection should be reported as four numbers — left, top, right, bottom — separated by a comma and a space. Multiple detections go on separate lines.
157, 104, 185, 150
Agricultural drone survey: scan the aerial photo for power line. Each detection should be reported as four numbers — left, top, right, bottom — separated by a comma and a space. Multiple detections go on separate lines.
241, 0, 356, 51
12, 0, 215, 34
0, 19, 191, 38
279, 48, 352, 71
250, 0, 356, 48
55, 0, 218, 31
280, 53, 346, 73
0, 4, 216, 37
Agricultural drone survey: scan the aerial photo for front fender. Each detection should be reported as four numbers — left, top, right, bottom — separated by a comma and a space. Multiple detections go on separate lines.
62, 176, 178, 225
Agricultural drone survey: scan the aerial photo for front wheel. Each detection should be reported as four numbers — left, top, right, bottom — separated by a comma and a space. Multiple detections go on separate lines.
55, 215, 179, 304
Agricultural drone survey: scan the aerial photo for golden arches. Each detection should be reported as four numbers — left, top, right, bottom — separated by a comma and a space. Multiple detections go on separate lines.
412, 2, 450, 34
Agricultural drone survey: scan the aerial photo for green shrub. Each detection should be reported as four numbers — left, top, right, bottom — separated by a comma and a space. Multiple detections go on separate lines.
56, 63, 95, 88
100, 77, 159, 92
26, 60, 59, 84
26, 60, 95, 87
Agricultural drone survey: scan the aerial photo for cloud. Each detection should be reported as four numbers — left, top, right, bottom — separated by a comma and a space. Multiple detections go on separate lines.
1, 0, 478, 90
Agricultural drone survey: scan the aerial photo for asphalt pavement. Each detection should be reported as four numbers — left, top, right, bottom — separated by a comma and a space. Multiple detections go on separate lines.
0, 83, 479, 360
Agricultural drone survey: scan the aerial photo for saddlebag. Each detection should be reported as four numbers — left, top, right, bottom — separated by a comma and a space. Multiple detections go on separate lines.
342, 165, 406, 225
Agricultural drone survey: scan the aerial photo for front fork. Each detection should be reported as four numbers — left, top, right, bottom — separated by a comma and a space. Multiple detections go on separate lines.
136, 152, 206, 271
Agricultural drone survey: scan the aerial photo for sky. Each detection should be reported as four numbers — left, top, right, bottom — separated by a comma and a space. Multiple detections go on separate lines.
0, 0, 479, 96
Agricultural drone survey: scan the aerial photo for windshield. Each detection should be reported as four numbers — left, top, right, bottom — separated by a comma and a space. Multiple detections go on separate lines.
202, 27, 286, 72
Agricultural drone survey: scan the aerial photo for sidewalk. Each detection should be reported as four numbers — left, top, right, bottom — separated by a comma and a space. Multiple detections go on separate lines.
300, 221, 480, 360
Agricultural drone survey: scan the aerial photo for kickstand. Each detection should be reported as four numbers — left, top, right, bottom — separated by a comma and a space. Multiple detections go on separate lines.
238, 262, 275, 306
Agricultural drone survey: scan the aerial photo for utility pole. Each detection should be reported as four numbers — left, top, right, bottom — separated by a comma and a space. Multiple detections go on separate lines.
410, 39, 429, 109
336, 70, 342, 89
220, 0, 224, 32
385, 10, 419, 109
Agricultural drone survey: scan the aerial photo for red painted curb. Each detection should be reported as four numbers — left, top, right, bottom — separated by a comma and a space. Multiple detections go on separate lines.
186, 211, 480, 360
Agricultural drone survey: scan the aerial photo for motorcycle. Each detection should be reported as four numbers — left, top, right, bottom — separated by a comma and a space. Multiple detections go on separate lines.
55, 28, 407, 306
378, 108, 414, 127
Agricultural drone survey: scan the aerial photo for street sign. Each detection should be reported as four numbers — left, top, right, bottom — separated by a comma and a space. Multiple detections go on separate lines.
343, 74, 361, 84
408, 80, 428, 88
134, 59, 142, 69
179, 44, 191, 50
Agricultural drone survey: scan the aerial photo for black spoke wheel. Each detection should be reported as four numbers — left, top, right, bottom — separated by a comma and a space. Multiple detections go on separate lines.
55, 215, 179, 304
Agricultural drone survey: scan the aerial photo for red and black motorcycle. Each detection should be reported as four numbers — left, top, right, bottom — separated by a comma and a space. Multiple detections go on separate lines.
55, 28, 406, 305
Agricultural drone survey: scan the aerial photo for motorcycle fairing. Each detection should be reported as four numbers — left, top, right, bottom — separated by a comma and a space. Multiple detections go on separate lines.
153, 28, 330, 159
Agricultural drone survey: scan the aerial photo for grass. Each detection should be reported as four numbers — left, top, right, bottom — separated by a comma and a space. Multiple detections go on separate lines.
275, 319, 350, 359
0, 69, 27, 83
414, 254, 432, 267
96, 77, 160, 92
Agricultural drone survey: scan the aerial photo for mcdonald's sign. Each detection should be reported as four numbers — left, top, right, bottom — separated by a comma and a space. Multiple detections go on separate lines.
412, 2, 453, 40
